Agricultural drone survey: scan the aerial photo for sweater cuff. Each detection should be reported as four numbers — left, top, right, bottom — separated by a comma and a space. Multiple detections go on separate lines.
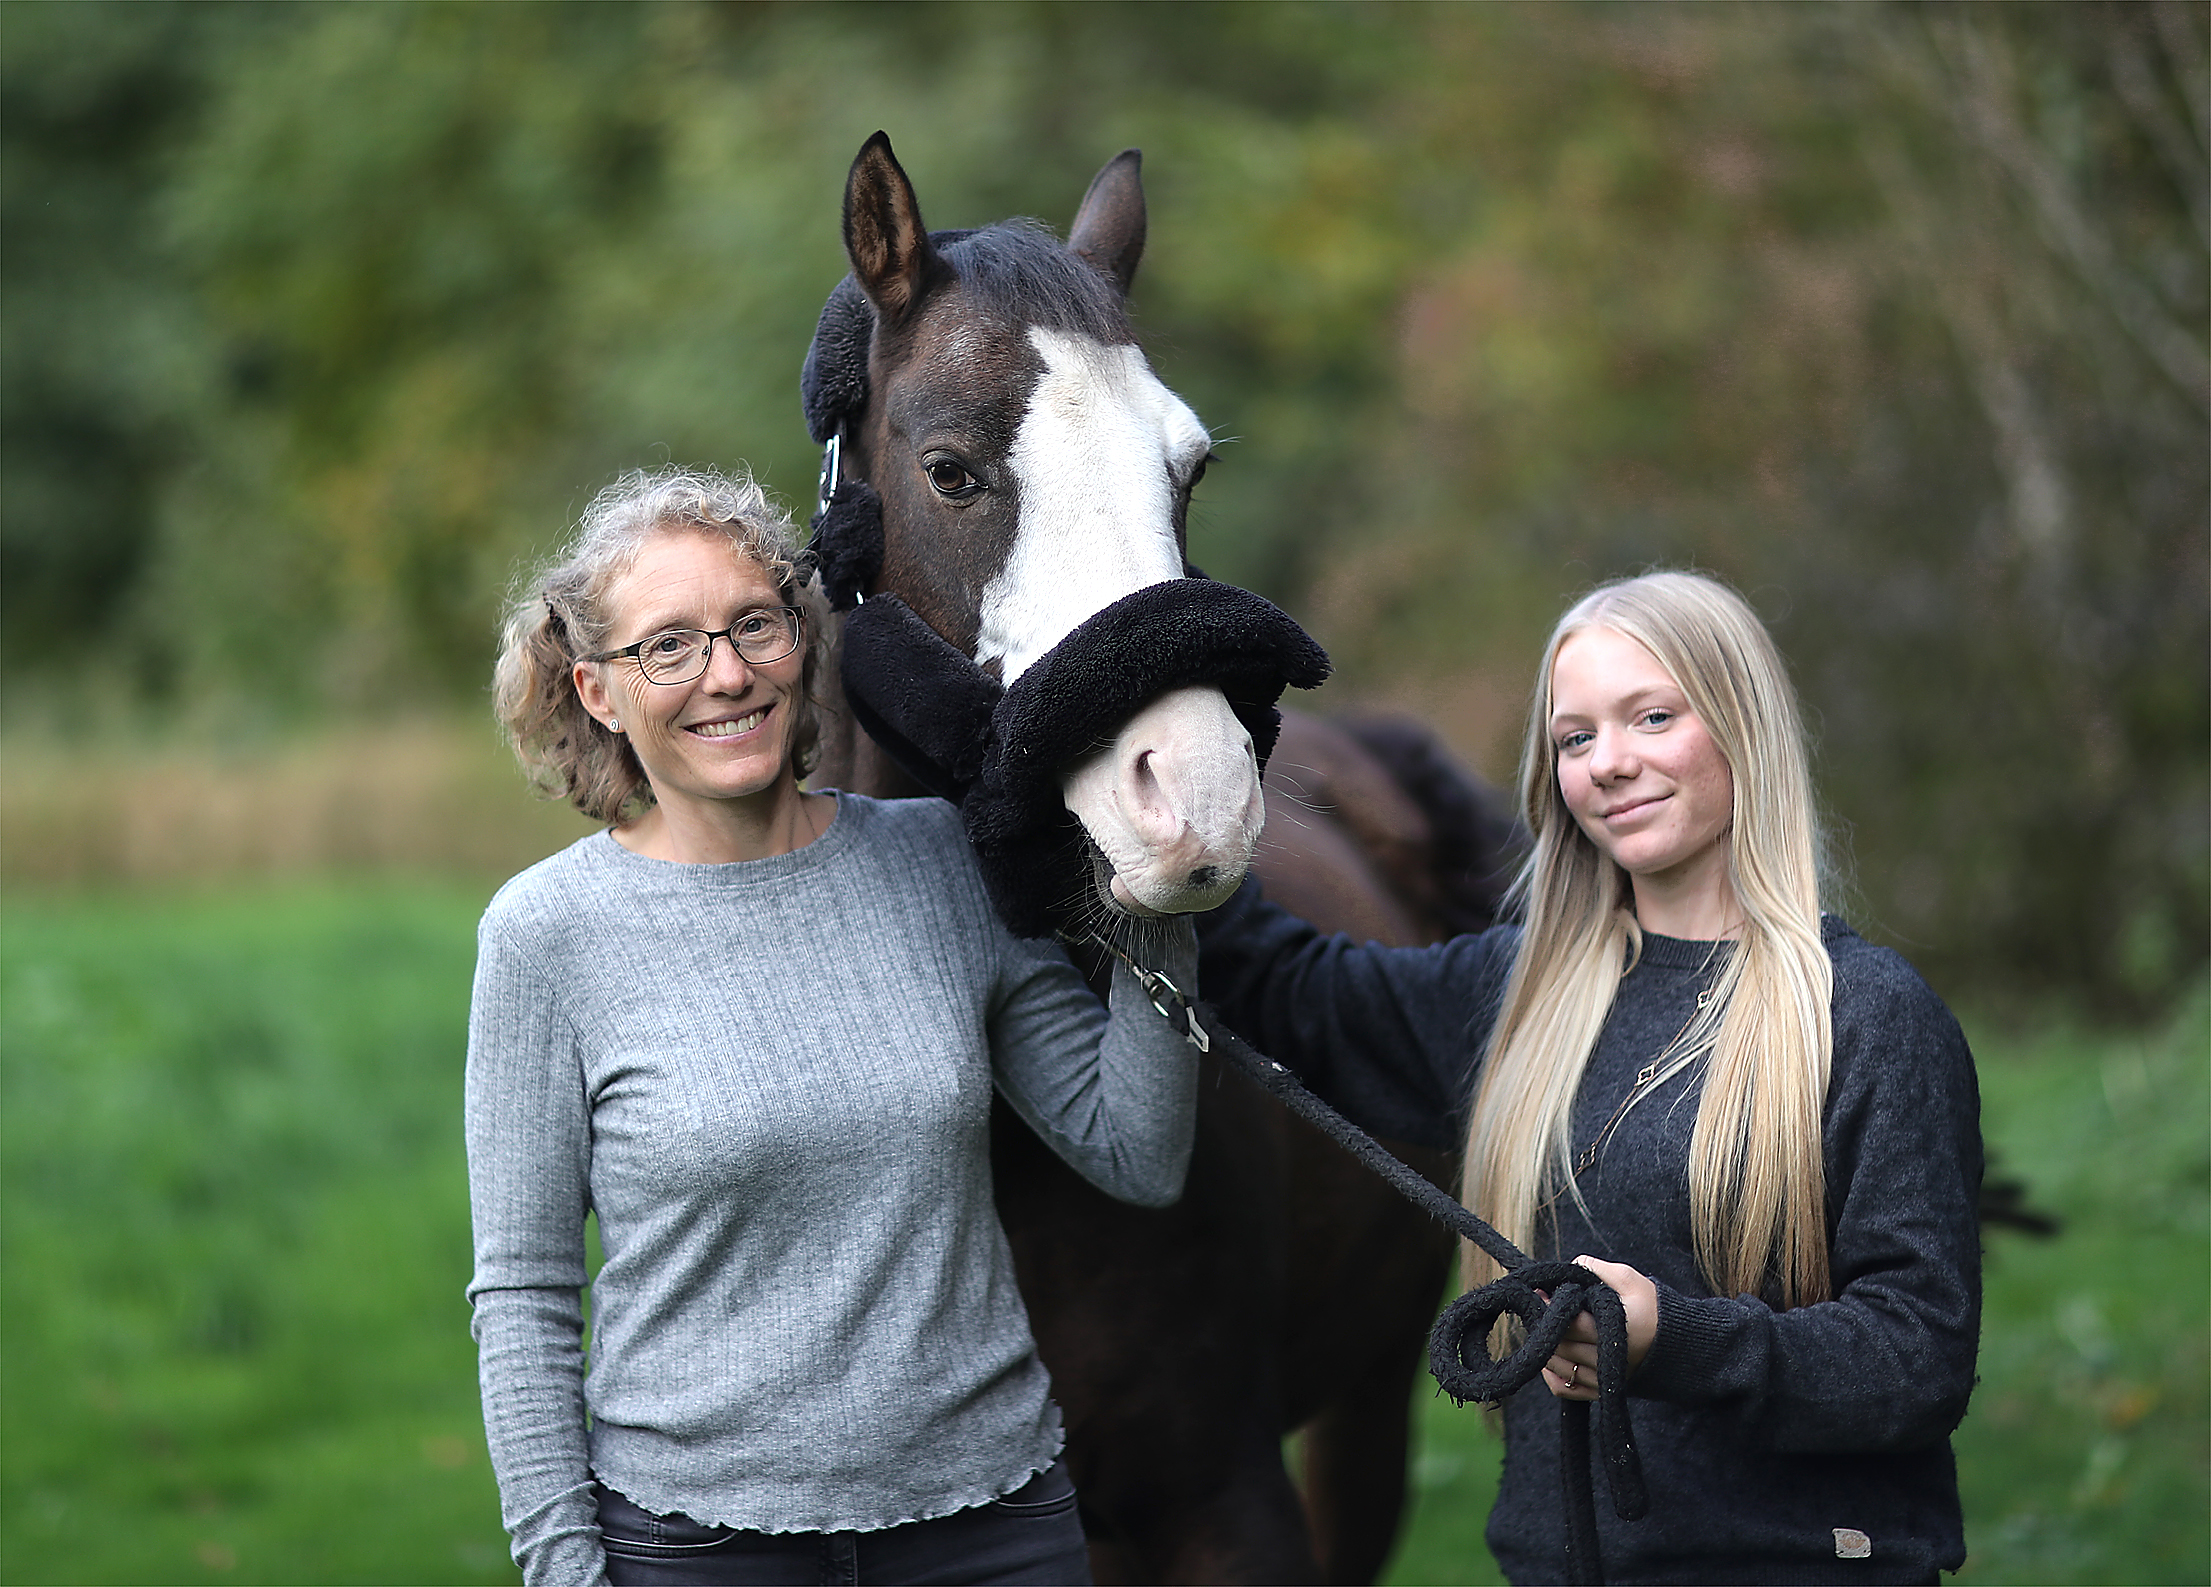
1633, 1278, 1747, 1404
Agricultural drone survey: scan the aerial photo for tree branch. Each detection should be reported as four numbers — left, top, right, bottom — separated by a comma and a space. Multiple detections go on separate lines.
2107, 15, 2211, 258
1935, 12, 2211, 420
2150, 0, 2210, 159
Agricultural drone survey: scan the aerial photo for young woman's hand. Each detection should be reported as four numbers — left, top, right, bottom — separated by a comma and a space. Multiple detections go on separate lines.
1542, 1254, 1658, 1401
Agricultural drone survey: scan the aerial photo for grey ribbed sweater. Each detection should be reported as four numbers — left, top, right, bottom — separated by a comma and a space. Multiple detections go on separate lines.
465, 793, 1198, 1586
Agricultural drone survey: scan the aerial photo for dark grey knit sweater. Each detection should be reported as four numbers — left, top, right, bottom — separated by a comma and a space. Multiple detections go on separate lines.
1197, 883, 1981, 1585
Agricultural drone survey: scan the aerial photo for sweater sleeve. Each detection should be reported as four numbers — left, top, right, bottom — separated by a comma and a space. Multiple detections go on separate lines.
1629, 949, 1983, 1452
463, 911, 608, 1587
1194, 877, 1514, 1151
987, 921, 1200, 1209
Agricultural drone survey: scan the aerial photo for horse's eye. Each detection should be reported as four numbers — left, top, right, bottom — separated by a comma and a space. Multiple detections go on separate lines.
926, 459, 981, 499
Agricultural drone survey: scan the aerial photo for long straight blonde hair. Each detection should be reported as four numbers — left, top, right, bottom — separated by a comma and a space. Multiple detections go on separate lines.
1462, 571, 1835, 1308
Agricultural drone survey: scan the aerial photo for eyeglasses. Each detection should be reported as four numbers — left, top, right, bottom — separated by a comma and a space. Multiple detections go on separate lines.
582, 607, 803, 686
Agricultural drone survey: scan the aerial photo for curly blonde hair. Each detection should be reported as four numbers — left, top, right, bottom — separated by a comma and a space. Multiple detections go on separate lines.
494, 465, 832, 825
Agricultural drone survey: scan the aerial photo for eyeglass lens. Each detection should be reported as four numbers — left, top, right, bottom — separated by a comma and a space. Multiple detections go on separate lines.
636, 610, 799, 683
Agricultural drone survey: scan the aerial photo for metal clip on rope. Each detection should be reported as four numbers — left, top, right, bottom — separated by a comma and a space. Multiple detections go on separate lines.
1075, 932, 1648, 1587
1070, 932, 1212, 1053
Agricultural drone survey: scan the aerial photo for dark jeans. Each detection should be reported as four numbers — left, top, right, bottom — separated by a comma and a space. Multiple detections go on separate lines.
595, 1460, 1092, 1586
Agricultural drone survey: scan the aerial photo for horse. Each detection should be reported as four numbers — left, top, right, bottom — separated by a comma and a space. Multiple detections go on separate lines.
805, 133, 1519, 1584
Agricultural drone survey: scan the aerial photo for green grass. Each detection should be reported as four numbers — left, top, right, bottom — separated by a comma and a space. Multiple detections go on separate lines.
1945, 990, 2211, 1584
0, 885, 512, 1585
1, 886, 2204, 1584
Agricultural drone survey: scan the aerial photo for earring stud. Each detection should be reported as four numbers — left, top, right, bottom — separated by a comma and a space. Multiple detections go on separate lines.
609, 718, 621, 733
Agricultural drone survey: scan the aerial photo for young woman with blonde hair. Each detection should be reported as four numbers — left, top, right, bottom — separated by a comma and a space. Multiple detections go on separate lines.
1199, 570, 1981, 1583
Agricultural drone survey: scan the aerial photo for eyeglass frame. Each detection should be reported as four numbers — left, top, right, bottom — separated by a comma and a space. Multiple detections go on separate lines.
579, 605, 805, 686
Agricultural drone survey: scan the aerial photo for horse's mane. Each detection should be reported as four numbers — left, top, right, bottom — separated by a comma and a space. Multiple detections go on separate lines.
935, 221, 1132, 344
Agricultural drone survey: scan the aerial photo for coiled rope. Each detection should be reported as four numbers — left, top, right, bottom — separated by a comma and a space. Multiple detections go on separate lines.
1089, 939, 1650, 1587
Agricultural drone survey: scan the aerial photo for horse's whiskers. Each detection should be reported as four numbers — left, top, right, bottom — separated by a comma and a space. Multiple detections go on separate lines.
1256, 761, 1344, 818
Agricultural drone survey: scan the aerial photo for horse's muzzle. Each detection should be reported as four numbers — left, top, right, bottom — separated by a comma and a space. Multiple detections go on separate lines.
839, 578, 1329, 937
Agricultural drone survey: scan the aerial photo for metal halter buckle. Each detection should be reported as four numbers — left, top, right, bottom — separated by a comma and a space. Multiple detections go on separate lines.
815, 428, 843, 520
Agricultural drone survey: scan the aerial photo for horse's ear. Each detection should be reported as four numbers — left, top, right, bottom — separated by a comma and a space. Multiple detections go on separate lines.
1068, 149, 1146, 297
843, 131, 940, 330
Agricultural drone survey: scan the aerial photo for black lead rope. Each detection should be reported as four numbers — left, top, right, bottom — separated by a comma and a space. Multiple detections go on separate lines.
1094, 942, 1649, 1587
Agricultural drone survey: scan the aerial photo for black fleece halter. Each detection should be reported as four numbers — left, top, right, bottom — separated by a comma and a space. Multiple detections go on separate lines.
839, 581, 1327, 938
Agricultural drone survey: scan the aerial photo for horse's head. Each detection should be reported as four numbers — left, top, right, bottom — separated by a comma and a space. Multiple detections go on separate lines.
813, 133, 1274, 920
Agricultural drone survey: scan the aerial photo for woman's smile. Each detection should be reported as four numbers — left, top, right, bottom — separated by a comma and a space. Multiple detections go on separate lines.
687, 707, 770, 741
1597, 792, 1668, 823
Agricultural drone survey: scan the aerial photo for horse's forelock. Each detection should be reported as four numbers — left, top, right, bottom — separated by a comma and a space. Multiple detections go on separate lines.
934, 223, 1132, 346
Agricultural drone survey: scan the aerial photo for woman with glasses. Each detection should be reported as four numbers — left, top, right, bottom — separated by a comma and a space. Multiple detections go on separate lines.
466, 464, 1199, 1586
1198, 571, 1981, 1584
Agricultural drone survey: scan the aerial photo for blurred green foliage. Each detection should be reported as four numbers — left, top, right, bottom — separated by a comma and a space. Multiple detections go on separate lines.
3, 888, 2202, 1583
2, 1, 2204, 1007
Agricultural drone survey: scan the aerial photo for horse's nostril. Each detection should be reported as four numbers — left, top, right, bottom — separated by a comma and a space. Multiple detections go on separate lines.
1186, 865, 1219, 890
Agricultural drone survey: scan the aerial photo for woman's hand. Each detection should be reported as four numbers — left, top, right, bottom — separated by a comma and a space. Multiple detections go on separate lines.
1542, 1254, 1658, 1401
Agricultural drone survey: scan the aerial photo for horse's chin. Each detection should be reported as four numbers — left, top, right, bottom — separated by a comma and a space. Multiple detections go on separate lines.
1087, 860, 1228, 919
1099, 860, 1244, 918
1104, 873, 1169, 918
1063, 685, 1264, 921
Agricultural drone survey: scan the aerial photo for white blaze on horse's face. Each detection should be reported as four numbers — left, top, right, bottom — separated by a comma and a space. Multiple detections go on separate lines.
977, 327, 1204, 681
982, 325, 1264, 917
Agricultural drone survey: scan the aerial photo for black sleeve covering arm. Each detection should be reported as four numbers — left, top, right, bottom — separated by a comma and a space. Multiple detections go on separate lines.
1194, 877, 1518, 1153
1629, 953, 1984, 1453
